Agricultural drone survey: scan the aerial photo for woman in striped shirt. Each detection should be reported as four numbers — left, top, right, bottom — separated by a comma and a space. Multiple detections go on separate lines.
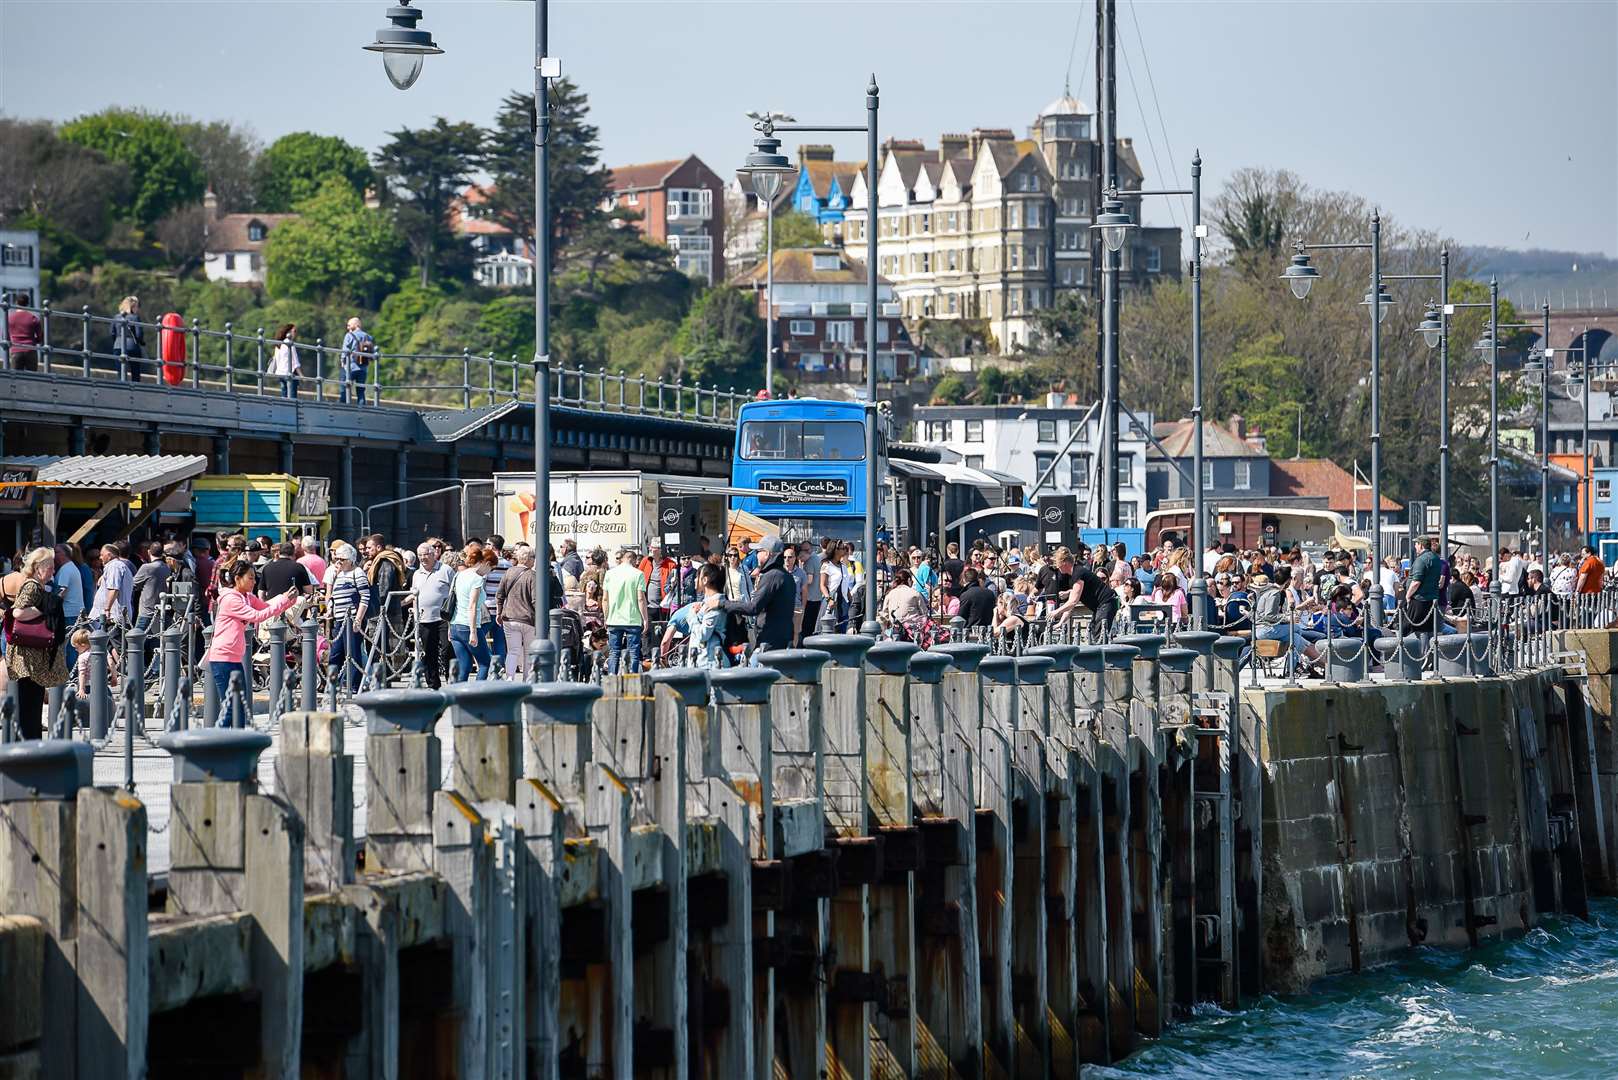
325, 543, 371, 693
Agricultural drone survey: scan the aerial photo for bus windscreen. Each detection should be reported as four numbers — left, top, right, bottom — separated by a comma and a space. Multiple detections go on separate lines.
740, 420, 866, 461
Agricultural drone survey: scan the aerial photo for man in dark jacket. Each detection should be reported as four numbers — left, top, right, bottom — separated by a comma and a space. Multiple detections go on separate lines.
709, 534, 795, 656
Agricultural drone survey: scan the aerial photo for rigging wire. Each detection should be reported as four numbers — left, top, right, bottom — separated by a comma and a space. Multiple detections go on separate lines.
1128, 0, 1192, 226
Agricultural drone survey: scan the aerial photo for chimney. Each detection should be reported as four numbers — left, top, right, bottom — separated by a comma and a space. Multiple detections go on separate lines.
799, 144, 835, 163
938, 133, 968, 162
967, 127, 1015, 160
1228, 414, 1246, 440
203, 189, 218, 220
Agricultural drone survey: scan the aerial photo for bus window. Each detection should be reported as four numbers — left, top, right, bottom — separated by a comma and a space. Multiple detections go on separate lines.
741, 421, 799, 459
802, 421, 866, 461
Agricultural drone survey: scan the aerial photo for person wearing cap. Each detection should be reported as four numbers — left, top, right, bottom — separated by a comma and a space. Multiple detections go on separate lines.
706, 533, 795, 657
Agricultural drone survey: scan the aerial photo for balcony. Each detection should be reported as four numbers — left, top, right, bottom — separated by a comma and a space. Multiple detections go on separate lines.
666, 195, 712, 222
667, 233, 712, 254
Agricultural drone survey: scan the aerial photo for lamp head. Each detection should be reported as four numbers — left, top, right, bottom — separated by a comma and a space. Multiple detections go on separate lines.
1360, 282, 1397, 324
1415, 304, 1443, 349
738, 134, 796, 204
363, 3, 442, 90
1279, 243, 1319, 300
1090, 191, 1135, 253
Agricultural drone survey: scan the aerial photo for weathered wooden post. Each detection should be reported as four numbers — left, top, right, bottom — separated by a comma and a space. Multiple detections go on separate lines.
1028, 641, 1083, 1079
1153, 645, 1198, 1013
157, 728, 303, 1076
0, 740, 147, 1079
358, 688, 448, 873
444, 680, 530, 804
522, 681, 608, 1080
1010, 654, 1055, 1078
865, 640, 922, 1074
936, 640, 1012, 1077
974, 653, 1026, 1075
1069, 645, 1112, 1064
1098, 644, 1140, 1056
756, 648, 837, 1080
803, 631, 881, 1079
273, 710, 355, 893
1116, 633, 1167, 1037
1213, 633, 1260, 1003
906, 648, 983, 1079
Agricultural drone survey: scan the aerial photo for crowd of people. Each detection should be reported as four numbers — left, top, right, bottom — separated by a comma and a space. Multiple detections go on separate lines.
1, 523, 1612, 740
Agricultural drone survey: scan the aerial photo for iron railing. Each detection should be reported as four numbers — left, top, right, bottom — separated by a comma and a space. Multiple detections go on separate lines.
0, 299, 752, 424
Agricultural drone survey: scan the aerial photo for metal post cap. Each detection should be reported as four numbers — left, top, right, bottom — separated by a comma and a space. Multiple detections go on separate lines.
527, 682, 605, 727
1113, 633, 1166, 660
931, 642, 991, 673
155, 729, 272, 784
908, 651, 952, 685
1211, 636, 1247, 661
755, 649, 832, 684
802, 633, 877, 669
1156, 647, 1198, 674
1025, 643, 1079, 672
442, 680, 531, 727
1101, 644, 1141, 669
1173, 630, 1220, 656
865, 640, 920, 675
355, 688, 448, 735
978, 655, 1019, 685
0, 739, 94, 802
1016, 655, 1056, 685
1072, 645, 1106, 673
709, 667, 782, 706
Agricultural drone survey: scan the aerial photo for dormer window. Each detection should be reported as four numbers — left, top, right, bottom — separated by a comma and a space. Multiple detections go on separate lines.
812, 253, 840, 271
247, 221, 266, 242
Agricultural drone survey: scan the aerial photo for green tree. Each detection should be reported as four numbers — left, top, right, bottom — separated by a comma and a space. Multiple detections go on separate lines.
373, 281, 447, 352
58, 108, 204, 226
0, 119, 129, 263
764, 209, 823, 250
263, 179, 405, 307
375, 119, 486, 286
255, 132, 373, 213
930, 375, 967, 405
483, 81, 614, 264
176, 119, 261, 213
674, 285, 762, 390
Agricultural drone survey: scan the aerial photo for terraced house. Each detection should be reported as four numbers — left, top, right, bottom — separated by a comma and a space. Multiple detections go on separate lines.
840, 92, 1181, 352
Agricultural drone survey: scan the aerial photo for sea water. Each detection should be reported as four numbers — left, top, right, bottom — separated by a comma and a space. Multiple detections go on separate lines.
1098, 899, 1618, 1079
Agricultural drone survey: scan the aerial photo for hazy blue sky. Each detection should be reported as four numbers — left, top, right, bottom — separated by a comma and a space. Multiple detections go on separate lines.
2, 0, 1614, 255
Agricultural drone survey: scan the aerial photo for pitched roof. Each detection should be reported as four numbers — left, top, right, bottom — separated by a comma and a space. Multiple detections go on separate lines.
801, 159, 862, 201
1269, 458, 1402, 513
739, 247, 888, 287
608, 158, 686, 193
450, 184, 511, 237
1150, 419, 1267, 459
205, 212, 297, 254
7, 454, 209, 494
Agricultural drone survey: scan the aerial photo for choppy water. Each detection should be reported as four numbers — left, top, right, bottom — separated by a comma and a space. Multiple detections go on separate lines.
1098, 899, 1618, 1079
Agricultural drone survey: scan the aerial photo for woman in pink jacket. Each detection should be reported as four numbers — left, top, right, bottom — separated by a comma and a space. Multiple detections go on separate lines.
206, 560, 297, 724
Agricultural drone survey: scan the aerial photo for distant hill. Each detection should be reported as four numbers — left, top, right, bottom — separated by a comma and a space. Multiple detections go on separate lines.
1461, 246, 1618, 309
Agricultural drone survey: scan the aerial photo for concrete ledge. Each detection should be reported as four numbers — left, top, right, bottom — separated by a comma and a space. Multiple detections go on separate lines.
147, 913, 253, 1015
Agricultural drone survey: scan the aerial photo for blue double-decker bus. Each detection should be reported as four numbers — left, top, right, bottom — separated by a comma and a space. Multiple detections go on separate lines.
730, 398, 884, 540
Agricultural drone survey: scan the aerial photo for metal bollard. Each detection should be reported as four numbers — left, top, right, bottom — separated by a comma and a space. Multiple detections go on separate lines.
301, 618, 319, 711
266, 620, 287, 721
161, 624, 182, 727
201, 627, 220, 728
226, 668, 247, 729
88, 627, 111, 741
45, 685, 64, 741
123, 627, 146, 790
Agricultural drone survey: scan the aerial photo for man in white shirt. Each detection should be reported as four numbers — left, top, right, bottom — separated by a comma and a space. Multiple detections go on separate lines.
1497, 547, 1525, 596
408, 542, 453, 688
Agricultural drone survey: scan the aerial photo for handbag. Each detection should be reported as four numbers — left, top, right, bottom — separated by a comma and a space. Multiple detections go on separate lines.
5, 613, 54, 649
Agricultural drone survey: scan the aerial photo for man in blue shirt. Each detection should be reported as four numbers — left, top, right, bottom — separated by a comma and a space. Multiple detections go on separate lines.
340, 317, 375, 405
52, 544, 85, 667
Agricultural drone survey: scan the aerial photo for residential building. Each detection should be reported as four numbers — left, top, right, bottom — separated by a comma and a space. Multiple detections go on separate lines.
788, 145, 863, 238
1269, 458, 1402, 533
740, 247, 918, 382
839, 92, 1181, 352
1577, 463, 1618, 535
1146, 416, 1272, 507
0, 228, 41, 304
449, 185, 535, 288
605, 155, 726, 283
201, 191, 295, 286
722, 177, 793, 280
911, 397, 1152, 528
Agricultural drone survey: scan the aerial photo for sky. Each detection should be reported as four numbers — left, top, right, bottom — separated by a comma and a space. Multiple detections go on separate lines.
2, 0, 1615, 257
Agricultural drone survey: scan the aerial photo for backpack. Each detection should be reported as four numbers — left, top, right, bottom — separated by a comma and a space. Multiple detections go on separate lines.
352, 333, 376, 368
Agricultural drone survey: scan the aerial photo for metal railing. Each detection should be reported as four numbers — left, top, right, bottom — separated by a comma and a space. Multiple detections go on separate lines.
0, 299, 752, 425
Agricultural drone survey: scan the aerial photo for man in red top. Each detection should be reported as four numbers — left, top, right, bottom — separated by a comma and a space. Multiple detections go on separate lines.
6, 292, 42, 372
1576, 545, 1605, 594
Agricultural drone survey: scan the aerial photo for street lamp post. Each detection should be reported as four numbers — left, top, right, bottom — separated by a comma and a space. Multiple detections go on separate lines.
740, 119, 799, 399
1535, 330, 1592, 549
1413, 248, 1450, 547
741, 79, 883, 635
1279, 215, 1397, 625
366, 0, 561, 678
1091, 158, 1204, 615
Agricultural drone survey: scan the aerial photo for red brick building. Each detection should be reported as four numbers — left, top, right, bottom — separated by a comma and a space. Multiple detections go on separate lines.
605, 155, 725, 283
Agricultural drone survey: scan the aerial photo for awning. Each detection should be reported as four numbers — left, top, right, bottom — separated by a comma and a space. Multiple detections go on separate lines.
6, 454, 209, 494
888, 459, 942, 480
